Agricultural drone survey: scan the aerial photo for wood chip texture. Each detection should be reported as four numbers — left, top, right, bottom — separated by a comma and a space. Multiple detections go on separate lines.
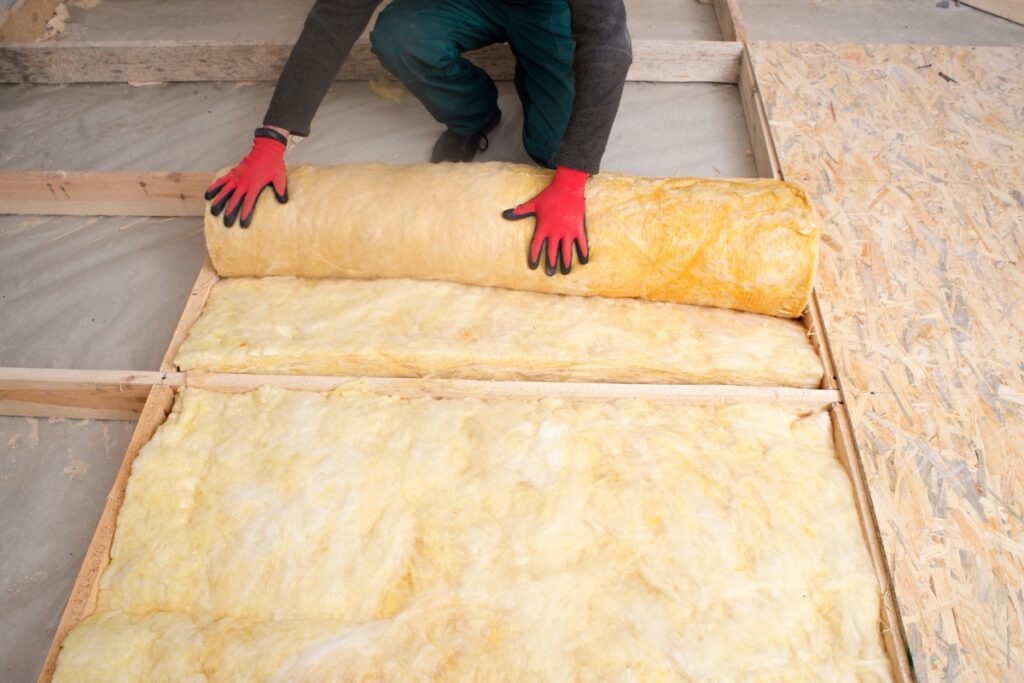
750, 41, 1024, 682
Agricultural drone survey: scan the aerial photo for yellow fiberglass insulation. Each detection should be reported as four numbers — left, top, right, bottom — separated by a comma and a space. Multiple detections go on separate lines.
54, 387, 890, 682
174, 277, 823, 387
203, 162, 820, 318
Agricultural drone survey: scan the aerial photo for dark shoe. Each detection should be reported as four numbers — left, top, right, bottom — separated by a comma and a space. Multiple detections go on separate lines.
431, 111, 501, 163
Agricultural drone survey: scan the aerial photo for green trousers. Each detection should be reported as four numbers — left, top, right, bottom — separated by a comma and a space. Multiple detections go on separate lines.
369, 0, 575, 168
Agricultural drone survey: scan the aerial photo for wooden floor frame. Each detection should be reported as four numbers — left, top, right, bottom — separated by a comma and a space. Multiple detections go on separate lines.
0, 2, 913, 678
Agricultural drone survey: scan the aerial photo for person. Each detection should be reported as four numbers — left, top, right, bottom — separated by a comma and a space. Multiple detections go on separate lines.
205, 0, 631, 276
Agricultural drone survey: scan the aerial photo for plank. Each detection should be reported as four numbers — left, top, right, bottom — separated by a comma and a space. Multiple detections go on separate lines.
0, 367, 844, 419
36, 384, 175, 683
0, 368, 168, 420
750, 40, 1024, 681
829, 404, 915, 683
737, 48, 781, 181
185, 373, 842, 411
159, 258, 219, 372
962, 0, 1024, 25
0, 38, 743, 84
0, 0, 60, 42
0, 170, 209, 216
712, 0, 748, 42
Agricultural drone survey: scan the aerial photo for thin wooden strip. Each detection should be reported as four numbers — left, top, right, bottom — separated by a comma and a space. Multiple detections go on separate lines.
712, 0, 748, 42
0, 368, 168, 419
830, 404, 915, 682
738, 47, 782, 181
0, 0, 60, 42
37, 384, 176, 683
0, 38, 742, 84
159, 258, 220, 373
0, 170, 209, 216
803, 291, 839, 391
186, 372, 841, 410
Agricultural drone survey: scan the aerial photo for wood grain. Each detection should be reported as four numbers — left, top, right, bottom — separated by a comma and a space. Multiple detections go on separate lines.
0, 368, 167, 419
712, 0, 748, 42
0, 170, 209, 216
751, 41, 1024, 682
0, 38, 743, 84
159, 258, 219, 372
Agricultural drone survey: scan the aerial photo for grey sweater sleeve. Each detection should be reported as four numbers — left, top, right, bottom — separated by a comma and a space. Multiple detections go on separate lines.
263, 0, 382, 136
556, 0, 633, 174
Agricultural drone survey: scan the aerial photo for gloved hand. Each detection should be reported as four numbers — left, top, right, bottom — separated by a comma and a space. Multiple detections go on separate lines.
205, 127, 289, 228
502, 166, 589, 276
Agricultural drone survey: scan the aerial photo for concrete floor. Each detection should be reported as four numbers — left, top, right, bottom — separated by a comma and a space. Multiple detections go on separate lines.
2, 0, 1023, 680
0, 418, 133, 682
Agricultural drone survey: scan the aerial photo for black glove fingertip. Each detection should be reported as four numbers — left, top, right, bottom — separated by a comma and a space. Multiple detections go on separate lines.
210, 189, 233, 218
529, 236, 546, 271
576, 219, 590, 265
224, 201, 241, 228
204, 184, 225, 201
503, 208, 535, 221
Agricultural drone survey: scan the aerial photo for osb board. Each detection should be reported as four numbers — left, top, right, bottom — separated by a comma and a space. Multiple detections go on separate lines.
750, 41, 1024, 681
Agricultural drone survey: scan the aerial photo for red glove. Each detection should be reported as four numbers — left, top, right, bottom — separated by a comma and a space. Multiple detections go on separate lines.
205, 128, 289, 228
502, 166, 589, 276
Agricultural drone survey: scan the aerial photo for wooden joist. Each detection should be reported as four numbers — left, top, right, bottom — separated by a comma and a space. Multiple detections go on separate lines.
712, 0, 748, 42
0, 38, 744, 85
0, 367, 844, 421
0, 368, 169, 420
0, 170, 209, 216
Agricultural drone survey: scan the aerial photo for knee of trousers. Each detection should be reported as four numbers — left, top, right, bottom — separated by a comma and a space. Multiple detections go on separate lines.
370, 9, 457, 75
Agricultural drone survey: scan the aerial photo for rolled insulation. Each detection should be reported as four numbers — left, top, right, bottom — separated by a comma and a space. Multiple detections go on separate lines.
204, 162, 820, 318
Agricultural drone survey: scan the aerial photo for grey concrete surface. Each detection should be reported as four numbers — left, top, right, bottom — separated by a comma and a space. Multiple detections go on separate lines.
0, 215, 207, 370
0, 81, 757, 178
739, 0, 1024, 46
0, 417, 135, 682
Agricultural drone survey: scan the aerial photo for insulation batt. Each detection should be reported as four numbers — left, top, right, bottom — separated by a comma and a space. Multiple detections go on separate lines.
54, 387, 891, 682
174, 277, 824, 387
203, 163, 821, 318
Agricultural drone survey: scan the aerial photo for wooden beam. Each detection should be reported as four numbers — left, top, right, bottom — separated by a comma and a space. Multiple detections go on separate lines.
0, 38, 743, 85
0, 170, 209, 216
0, 367, 843, 420
187, 373, 843, 411
737, 48, 781, 181
712, 0, 748, 42
830, 405, 915, 682
0, 0, 61, 42
0, 368, 169, 420
962, 0, 1024, 25
160, 258, 219, 372
37, 384, 176, 683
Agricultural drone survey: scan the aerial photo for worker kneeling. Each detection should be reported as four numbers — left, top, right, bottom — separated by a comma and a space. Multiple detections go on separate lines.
204, 0, 632, 276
